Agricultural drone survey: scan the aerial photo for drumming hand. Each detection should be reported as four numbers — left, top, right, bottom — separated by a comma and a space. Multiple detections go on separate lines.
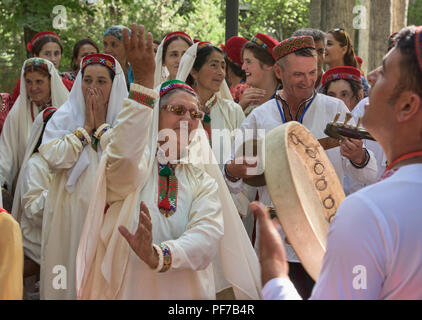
118, 201, 159, 269
225, 157, 258, 180
238, 88, 266, 110
340, 138, 366, 165
250, 201, 289, 286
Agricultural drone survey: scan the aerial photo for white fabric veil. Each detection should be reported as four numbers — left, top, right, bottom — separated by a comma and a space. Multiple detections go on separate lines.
41, 55, 128, 193
9, 58, 68, 178
153, 38, 169, 88
76, 83, 261, 300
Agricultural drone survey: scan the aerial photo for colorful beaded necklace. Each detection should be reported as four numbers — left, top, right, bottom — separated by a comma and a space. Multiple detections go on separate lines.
157, 162, 178, 217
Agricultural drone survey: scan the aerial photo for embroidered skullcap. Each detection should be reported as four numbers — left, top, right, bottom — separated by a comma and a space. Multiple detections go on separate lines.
160, 80, 197, 98
104, 25, 131, 41
81, 53, 116, 74
273, 36, 315, 61
356, 56, 363, 68
197, 41, 213, 50
321, 66, 362, 87
251, 33, 278, 55
415, 26, 422, 74
27, 31, 60, 52
42, 107, 58, 122
24, 58, 49, 72
164, 31, 193, 45
224, 36, 249, 65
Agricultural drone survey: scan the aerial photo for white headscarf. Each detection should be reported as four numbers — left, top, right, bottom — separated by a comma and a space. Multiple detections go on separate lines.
153, 38, 169, 88
76, 82, 261, 300
11, 108, 56, 222
41, 54, 128, 193
13, 58, 68, 171
176, 42, 234, 101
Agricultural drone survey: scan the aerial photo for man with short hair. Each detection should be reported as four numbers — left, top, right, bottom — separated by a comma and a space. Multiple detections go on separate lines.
292, 28, 326, 89
254, 25, 422, 300
224, 35, 377, 299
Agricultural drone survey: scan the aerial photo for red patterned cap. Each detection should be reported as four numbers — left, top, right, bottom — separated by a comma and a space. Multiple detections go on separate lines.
81, 53, 116, 74
224, 36, 248, 65
273, 36, 315, 61
321, 66, 362, 87
251, 33, 278, 55
197, 41, 213, 50
356, 56, 363, 67
27, 31, 60, 53
164, 31, 193, 45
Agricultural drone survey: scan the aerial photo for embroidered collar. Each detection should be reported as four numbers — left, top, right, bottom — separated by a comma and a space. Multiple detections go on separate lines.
276, 90, 316, 122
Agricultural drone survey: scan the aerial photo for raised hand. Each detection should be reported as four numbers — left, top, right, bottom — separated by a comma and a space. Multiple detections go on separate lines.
239, 88, 266, 110
83, 88, 95, 134
123, 24, 155, 89
92, 88, 107, 130
118, 201, 158, 269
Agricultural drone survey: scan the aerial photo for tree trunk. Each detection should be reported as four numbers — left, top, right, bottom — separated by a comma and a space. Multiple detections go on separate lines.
392, 0, 409, 33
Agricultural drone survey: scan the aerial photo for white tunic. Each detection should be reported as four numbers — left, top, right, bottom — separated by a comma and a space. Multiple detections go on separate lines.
263, 164, 422, 300
81, 94, 224, 299
226, 93, 378, 262
20, 153, 52, 265
39, 131, 110, 299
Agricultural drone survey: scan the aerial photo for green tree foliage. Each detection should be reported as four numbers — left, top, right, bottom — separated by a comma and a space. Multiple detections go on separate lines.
408, 0, 422, 26
239, 0, 311, 41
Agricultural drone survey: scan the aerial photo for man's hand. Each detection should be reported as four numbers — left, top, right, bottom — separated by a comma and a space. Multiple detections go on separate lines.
340, 138, 366, 165
225, 157, 259, 180
123, 24, 155, 89
250, 201, 289, 286
118, 201, 158, 269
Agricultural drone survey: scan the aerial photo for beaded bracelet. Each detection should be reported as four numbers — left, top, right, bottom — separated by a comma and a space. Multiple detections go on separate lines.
151, 243, 164, 272
159, 243, 172, 273
93, 123, 111, 141
350, 148, 370, 169
73, 128, 91, 147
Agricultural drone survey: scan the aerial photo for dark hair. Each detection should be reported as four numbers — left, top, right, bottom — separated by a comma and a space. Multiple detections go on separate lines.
277, 47, 316, 70
71, 39, 100, 71
34, 111, 56, 153
241, 41, 275, 67
81, 63, 115, 81
186, 46, 223, 86
225, 54, 246, 80
388, 26, 422, 103
24, 65, 51, 79
153, 40, 161, 45
320, 78, 363, 101
31, 36, 63, 57
162, 36, 193, 63
292, 28, 326, 43
328, 29, 358, 68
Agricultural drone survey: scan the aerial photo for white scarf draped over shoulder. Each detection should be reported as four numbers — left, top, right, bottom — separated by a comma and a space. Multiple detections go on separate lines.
40, 55, 128, 193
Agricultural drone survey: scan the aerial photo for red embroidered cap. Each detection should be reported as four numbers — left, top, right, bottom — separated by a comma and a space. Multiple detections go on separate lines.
321, 66, 363, 87
224, 36, 249, 65
27, 31, 60, 53
81, 53, 116, 74
164, 31, 193, 45
251, 33, 278, 56
273, 36, 315, 61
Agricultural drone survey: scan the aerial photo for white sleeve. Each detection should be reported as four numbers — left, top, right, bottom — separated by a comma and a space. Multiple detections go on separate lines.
105, 83, 158, 202
262, 277, 302, 300
342, 148, 378, 185
0, 107, 20, 189
310, 194, 388, 300
163, 169, 224, 271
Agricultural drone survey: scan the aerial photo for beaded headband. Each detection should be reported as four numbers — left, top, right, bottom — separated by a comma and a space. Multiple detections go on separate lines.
197, 41, 213, 50
24, 58, 49, 72
104, 25, 131, 41
273, 36, 315, 61
160, 80, 197, 98
164, 31, 193, 45
321, 66, 362, 87
81, 53, 116, 74
27, 31, 60, 52
415, 26, 422, 74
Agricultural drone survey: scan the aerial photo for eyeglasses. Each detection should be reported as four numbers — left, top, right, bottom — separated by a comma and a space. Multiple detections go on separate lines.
162, 104, 205, 120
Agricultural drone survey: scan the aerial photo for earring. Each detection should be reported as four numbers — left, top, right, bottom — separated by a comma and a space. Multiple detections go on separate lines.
194, 80, 198, 87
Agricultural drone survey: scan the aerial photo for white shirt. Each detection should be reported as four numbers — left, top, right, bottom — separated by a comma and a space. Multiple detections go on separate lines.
263, 164, 422, 300
226, 93, 378, 262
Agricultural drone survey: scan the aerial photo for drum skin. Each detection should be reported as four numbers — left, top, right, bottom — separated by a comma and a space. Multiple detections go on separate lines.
265, 121, 345, 280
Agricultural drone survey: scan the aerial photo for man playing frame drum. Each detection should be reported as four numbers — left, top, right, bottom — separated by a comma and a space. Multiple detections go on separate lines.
253, 26, 422, 300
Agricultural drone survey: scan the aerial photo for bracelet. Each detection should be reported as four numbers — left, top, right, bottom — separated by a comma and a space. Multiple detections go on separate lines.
73, 127, 91, 147
224, 163, 240, 182
151, 244, 164, 272
350, 148, 370, 169
93, 123, 111, 141
159, 243, 172, 273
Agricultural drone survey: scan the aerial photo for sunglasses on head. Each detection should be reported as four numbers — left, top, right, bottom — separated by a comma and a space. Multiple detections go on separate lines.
162, 104, 205, 120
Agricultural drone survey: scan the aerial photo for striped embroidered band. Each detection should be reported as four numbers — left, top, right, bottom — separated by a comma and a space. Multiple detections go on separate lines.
273, 36, 315, 61
81, 53, 116, 74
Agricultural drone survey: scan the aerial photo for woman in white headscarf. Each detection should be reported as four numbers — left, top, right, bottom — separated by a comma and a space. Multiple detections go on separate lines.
39, 53, 128, 300
0, 58, 68, 208
76, 24, 261, 300
154, 31, 193, 88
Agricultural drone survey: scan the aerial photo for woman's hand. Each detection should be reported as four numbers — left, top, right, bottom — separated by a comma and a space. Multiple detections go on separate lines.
83, 88, 95, 134
92, 88, 108, 130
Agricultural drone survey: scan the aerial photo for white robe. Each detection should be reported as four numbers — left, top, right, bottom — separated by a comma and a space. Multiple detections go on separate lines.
226, 93, 378, 262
